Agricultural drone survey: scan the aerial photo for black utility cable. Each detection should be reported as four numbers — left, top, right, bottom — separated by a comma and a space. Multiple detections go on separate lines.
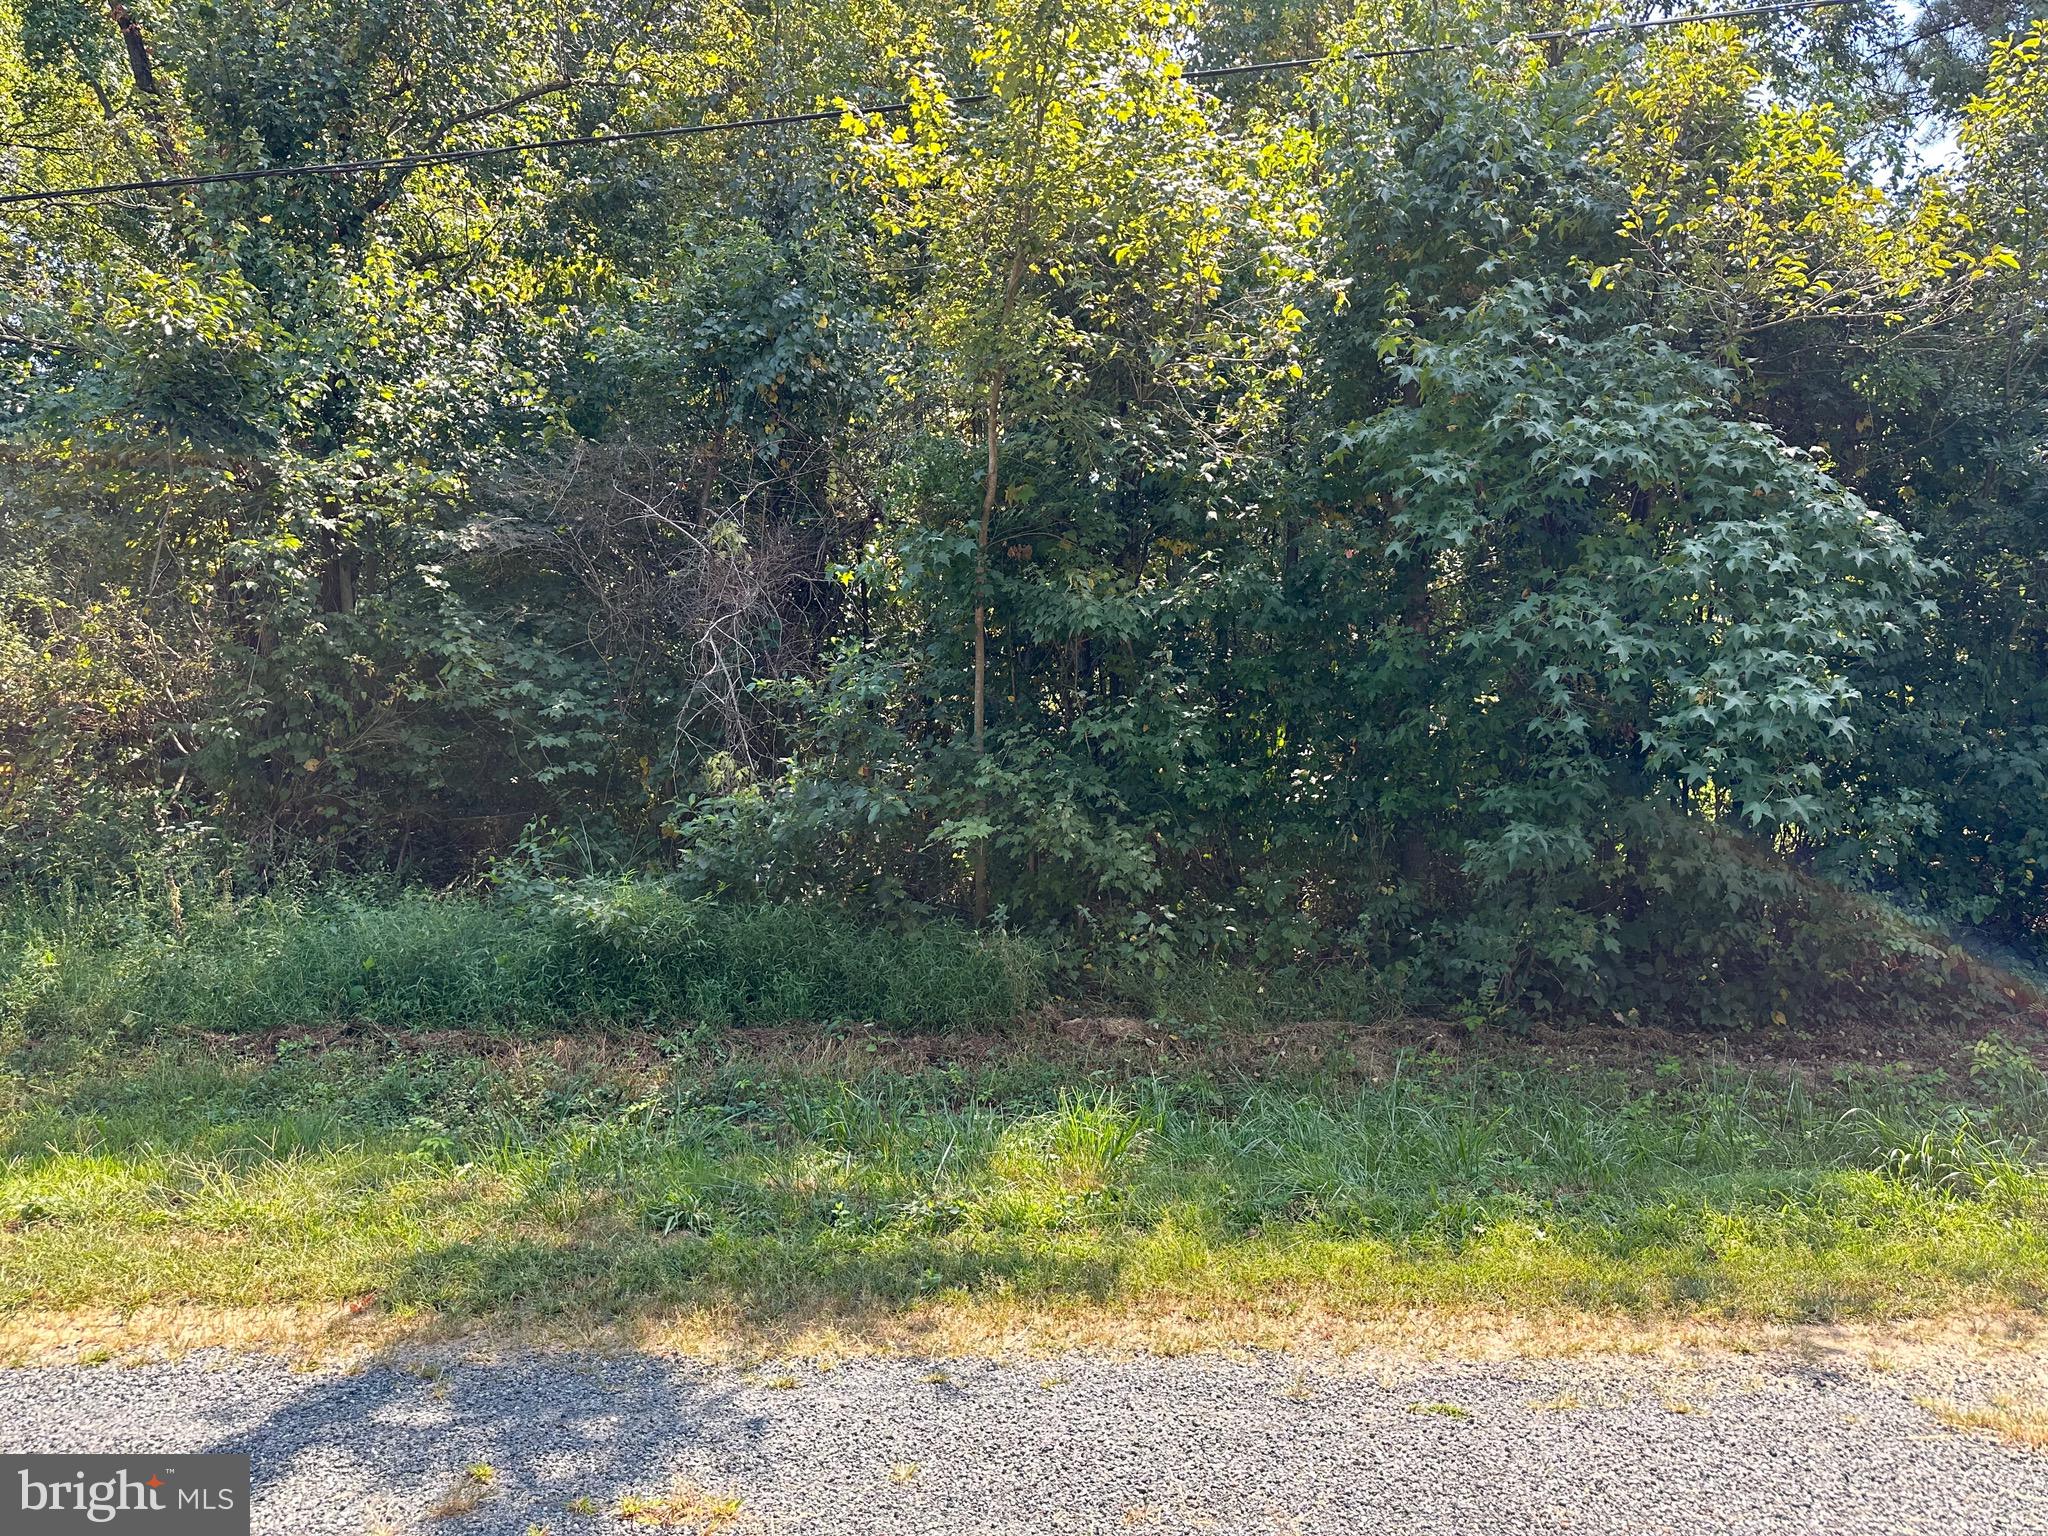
0, 0, 1856, 209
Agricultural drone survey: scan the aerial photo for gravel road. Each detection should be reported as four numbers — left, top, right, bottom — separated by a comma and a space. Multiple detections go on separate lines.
4, 1348, 2044, 1534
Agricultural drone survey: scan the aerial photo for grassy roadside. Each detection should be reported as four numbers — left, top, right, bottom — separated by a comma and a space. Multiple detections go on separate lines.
5, 1020, 2048, 1362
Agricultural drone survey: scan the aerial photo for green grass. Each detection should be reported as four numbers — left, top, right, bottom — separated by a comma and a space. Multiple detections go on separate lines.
0, 883, 1048, 1036
4, 1028, 2047, 1337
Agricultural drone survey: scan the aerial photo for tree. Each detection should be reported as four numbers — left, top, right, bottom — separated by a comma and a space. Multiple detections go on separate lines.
1, 0, 2039, 1014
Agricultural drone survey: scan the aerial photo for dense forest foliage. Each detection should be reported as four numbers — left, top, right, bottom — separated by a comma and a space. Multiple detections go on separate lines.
2, 0, 2044, 1025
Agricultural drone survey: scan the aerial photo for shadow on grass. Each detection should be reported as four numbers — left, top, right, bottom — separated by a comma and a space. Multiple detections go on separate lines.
377, 1223, 1127, 1323
11, 1032, 2048, 1348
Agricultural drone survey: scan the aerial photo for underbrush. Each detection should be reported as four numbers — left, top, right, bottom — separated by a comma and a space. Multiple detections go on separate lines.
0, 882, 1048, 1037
5, 829, 2039, 1045
3, 1031, 2047, 1333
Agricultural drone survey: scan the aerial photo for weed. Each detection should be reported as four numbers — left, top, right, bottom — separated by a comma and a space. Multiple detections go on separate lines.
0, 886, 1047, 1039
428, 1465, 496, 1520
1408, 1403, 1471, 1419
1972, 1036, 2048, 1128
613, 1479, 744, 1531
1845, 1105, 2038, 1199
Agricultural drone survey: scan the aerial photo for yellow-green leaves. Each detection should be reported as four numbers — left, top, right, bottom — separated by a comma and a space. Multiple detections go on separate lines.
1602, 20, 2019, 340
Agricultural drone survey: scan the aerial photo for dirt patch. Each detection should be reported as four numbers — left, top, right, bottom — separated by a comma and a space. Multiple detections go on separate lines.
175, 990, 2048, 1090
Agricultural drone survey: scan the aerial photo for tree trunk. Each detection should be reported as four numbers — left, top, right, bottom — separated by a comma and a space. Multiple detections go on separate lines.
1396, 495, 1434, 888
972, 366, 1004, 922
104, 2, 182, 171
969, 83, 1052, 924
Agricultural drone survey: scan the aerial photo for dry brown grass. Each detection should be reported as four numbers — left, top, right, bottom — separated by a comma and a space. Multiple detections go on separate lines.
0, 1304, 400, 1368
189, 1001, 2048, 1099
427, 1465, 495, 1521
4, 1300, 2048, 1377
613, 1478, 745, 1531
1920, 1393, 2048, 1450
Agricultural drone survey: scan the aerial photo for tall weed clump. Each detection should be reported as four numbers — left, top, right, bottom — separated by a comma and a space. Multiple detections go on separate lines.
0, 879, 1048, 1039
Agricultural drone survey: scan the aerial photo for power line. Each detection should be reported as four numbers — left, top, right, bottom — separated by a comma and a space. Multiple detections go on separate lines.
0, 0, 1856, 210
